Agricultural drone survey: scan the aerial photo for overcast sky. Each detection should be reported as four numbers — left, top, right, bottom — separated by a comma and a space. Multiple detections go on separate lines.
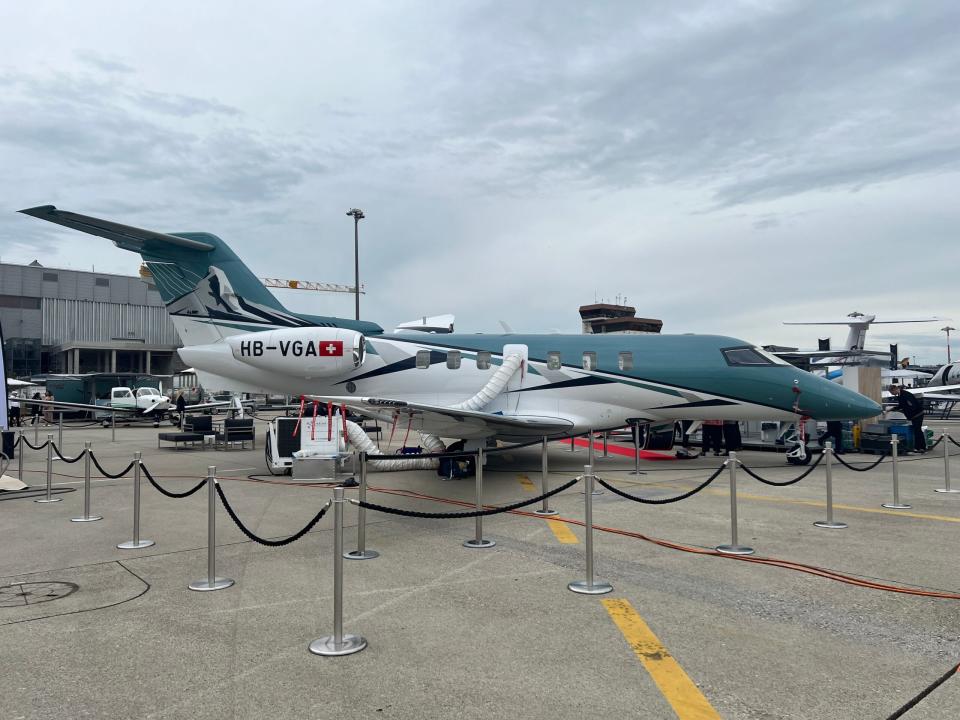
1, 1, 958, 364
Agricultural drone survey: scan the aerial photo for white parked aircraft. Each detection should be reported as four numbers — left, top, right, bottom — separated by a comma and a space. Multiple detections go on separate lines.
19, 205, 882, 450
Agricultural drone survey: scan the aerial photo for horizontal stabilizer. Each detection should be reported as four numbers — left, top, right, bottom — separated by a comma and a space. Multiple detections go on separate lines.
18, 205, 214, 252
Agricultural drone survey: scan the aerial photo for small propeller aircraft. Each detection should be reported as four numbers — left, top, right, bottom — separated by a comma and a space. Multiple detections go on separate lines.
19, 205, 882, 453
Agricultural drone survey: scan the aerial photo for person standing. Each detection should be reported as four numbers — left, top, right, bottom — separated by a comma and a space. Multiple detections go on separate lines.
819, 420, 845, 454
30, 392, 42, 425
8, 394, 21, 427
701, 419, 724, 456
42, 390, 54, 425
889, 384, 927, 453
722, 420, 742, 454
175, 391, 187, 427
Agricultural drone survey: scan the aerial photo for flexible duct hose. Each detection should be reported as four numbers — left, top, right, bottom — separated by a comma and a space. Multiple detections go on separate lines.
345, 353, 524, 467
419, 353, 524, 451
346, 420, 438, 471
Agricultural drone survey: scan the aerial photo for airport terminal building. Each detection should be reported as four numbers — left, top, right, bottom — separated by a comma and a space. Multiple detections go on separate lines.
0, 260, 183, 378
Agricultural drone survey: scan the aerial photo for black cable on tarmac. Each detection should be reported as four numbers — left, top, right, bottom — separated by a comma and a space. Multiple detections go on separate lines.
885, 659, 960, 720
355, 476, 580, 519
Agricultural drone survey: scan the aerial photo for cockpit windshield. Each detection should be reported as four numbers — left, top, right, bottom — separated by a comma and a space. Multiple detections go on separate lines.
722, 346, 787, 367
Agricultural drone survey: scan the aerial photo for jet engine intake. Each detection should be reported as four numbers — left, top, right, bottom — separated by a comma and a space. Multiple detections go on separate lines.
227, 328, 365, 378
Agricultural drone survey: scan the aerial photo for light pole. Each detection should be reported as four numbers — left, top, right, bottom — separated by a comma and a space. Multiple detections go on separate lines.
346, 208, 365, 320
943, 326, 956, 363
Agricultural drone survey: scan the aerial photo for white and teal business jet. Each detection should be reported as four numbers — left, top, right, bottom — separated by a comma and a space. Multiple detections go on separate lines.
21, 206, 881, 449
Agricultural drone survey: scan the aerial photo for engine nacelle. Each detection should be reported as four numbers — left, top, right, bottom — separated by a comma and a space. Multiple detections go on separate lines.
227, 328, 365, 378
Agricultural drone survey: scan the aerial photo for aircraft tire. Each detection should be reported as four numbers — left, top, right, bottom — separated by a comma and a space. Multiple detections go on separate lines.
786, 443, 812, 465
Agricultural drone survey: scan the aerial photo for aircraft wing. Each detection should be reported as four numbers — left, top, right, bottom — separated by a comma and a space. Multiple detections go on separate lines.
16, 398, 141, 414
304, 395, 574, 439
881, 384, 960, 399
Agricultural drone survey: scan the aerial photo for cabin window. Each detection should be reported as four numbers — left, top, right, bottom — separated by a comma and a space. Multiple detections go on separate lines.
547, 351, 561, 370
476, 351, 492, 370
446, 351, 461, 369
416, 350, 431, 369
618, 351, 633, 371
582, 351, 597, 371
721, 347, 774, 366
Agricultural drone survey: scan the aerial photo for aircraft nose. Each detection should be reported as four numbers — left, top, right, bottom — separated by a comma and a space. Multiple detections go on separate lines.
803, 374, 882, 420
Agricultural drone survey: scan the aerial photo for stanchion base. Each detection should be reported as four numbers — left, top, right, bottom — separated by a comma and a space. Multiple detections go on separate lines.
344, 549, 380, 560
34, 497, 63, 503
580, 489, 604, 496
568, 580, 613, 595
881, 503, 911, 510
934, 488, 960, 494
189, 577, 235, 592
463, 539, 496, 549
309, 634, 367, 656
117, 539, 155, 549
629, 471, 647, 476
716, 544, 755, 555
71, 515, 103, 522
533, 508, 559, 516
813, 521, 848, 529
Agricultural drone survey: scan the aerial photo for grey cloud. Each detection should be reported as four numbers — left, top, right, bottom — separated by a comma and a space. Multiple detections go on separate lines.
413, 1, 960, 205
74, 49, 135, 74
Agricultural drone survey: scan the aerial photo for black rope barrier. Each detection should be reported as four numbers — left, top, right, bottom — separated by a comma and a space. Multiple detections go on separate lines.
215, 483, 332, 547
51, 444, 85, 464
19, 437, 49, 451
738, 453, 824, 486
927, 435, 944, 451
139, 464, 207, 499
355, 476, 581, 519
885, 659, 960, 720
949, 435, 960, 449
89, 453, 136, 479
595, 464, 727, 504
834, 452, 888, 472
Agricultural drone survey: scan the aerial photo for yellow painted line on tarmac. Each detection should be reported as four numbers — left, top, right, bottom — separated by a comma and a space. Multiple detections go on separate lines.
602, 598, 721, 720
516, 473, 536, 491
546, 519, 579, 544
732, 490, 960, 524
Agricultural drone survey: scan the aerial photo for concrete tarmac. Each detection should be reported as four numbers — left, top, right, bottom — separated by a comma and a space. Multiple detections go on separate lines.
2, 418, 960, 719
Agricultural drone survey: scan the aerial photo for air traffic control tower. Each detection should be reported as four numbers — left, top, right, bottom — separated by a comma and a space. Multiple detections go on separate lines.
579, 303, 663, 334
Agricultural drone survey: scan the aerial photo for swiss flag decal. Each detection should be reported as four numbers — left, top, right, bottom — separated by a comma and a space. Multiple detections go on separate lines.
319, 340, 344, 356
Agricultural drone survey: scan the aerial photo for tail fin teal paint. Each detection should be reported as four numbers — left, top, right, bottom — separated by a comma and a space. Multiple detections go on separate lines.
19, 206, 382, 345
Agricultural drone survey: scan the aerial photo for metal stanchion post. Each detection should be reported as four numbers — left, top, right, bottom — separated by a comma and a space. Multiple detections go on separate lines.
716, 452, 754, 555
882, 435, 911, 509
35, 434, 61, 503
17, 429, 23, 484
814, 442, 846, 529
602, 431, 609, 459
345, 452, 379, 560
569, 465, 612, 595
630, 422, 645, 476
309, 486, 367, 656
118, 451, 154, 549
534, 436, 558, 516
111, 411, 116, 443
71, 443, 102, 522
58, 412, 63, 450
935, 432, 959, 494
570, 434, 577, 452
464, 447, 495, 548
582, 430, 602, 495
34, 418, 39, 446
190, 467, 234, 591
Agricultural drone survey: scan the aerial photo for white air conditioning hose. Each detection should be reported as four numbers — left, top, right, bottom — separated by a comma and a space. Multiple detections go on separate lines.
346, 420, 438, 471
419, 353, 524, 451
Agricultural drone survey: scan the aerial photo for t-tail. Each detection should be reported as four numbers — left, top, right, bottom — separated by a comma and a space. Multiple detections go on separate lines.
18, 205, 382, 345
